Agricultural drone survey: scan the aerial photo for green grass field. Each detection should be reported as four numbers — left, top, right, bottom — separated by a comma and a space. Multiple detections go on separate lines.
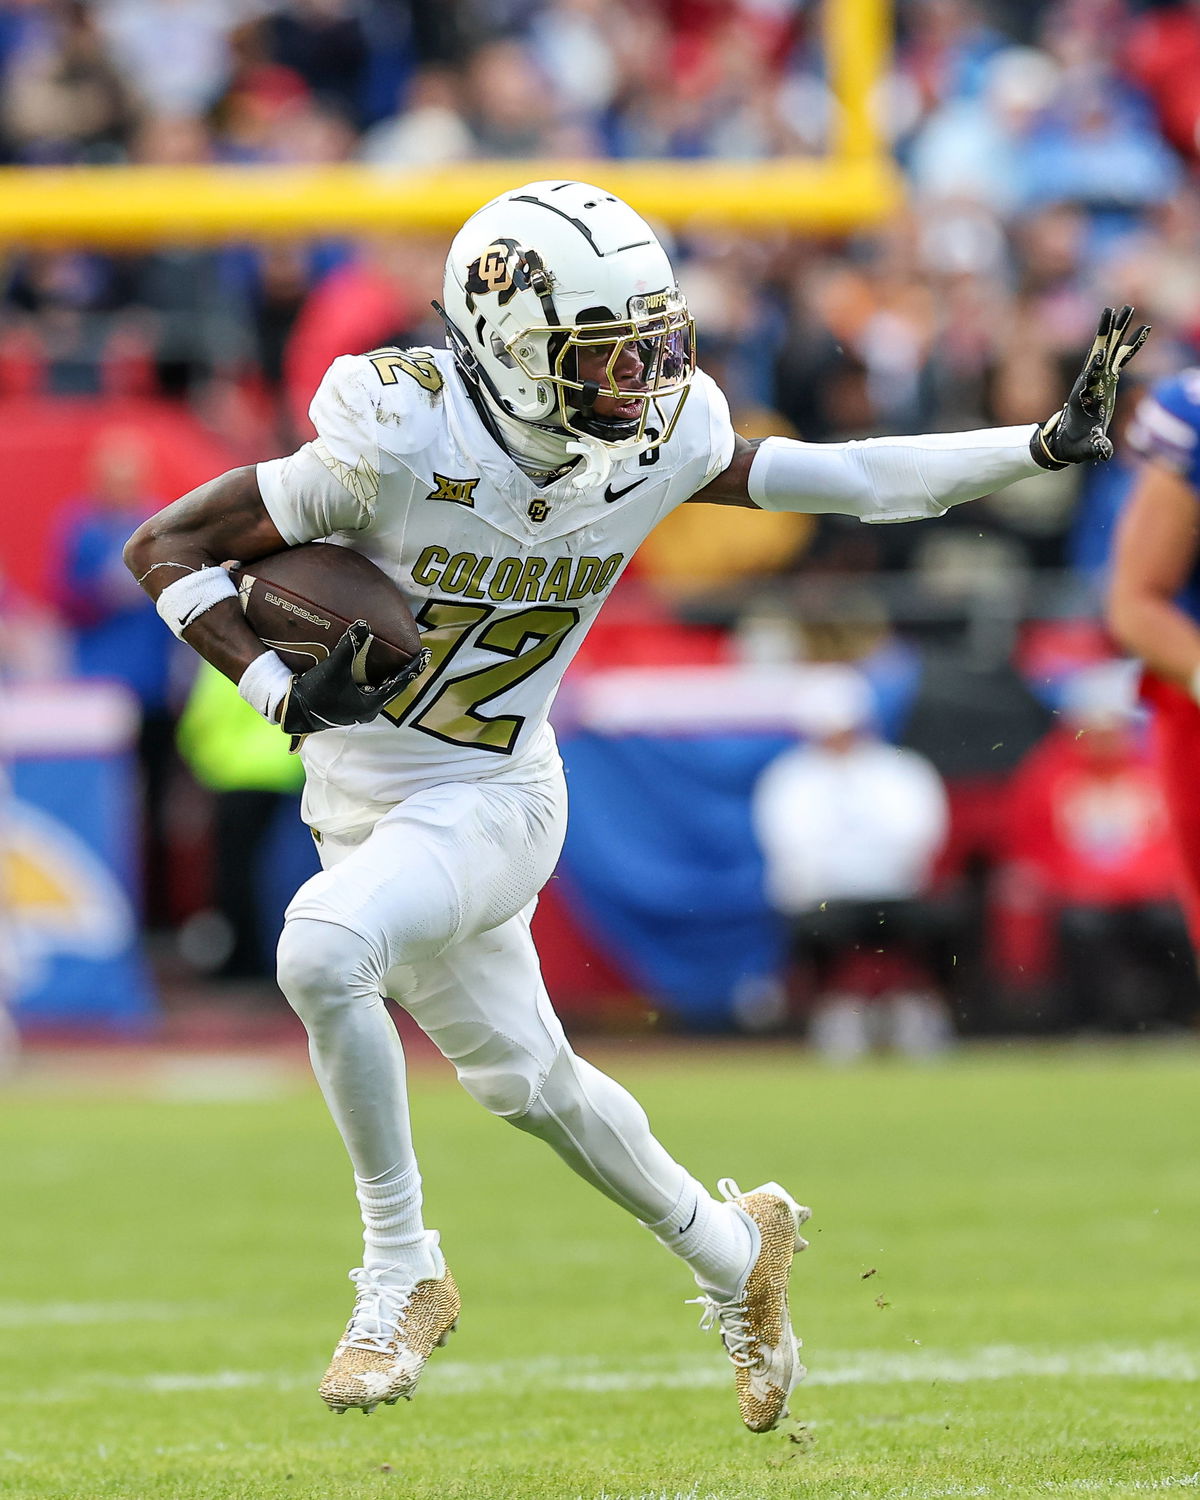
1, 1041, 1197, 1500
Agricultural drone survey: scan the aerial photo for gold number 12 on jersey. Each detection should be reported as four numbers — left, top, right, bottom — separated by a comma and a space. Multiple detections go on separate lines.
381, 600, 580, 754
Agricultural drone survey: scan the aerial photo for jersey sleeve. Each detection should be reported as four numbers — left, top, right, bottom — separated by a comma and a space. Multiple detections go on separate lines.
654, 369, 737, 514
256, 355, 385, 545
1126, 371, 1200, 490
693, 369, 737, 486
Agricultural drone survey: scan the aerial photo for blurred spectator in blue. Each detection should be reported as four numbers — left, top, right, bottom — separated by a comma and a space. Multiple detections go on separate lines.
263, 0, 370, 128
752, 665, 953, 1060
892, 0, 1009, 128
908, 46, 1060, 214
1019, 72, 1181, 224
52, 426, 181, 924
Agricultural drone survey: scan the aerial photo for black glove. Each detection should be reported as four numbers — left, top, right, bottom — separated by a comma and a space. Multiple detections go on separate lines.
1032, 305, 1151, 470
280, 620, 430, 737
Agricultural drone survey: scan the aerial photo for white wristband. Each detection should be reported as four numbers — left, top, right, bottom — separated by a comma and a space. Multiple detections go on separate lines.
155, 566, 238, 639
237, 650, 295, 723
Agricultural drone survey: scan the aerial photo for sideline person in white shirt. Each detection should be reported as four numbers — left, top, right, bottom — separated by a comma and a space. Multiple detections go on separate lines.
753, 666, 951, 1059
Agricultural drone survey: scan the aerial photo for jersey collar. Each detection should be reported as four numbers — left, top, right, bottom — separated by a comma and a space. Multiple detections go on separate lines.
441, 362, 651, 543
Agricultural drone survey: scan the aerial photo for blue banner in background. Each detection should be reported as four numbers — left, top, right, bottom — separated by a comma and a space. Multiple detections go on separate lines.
9, 747, 155, 1032
557, 731, 791, 1028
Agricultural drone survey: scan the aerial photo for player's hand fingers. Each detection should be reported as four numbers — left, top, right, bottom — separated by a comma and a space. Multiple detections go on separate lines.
345, 620, 376, 687
1114, 323, 1151, 372
1104, 305, 1133, 366
322, 619, 371, 682
365, 647, 432, 706
1076, 348, 1108, 413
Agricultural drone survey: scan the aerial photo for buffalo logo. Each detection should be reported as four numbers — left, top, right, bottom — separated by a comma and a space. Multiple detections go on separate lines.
527, 498, 550, 523
465, 237, 533, 310
428, 473, 480, 507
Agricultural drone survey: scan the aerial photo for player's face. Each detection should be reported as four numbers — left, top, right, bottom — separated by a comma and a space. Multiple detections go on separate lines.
574, 339, 648, 421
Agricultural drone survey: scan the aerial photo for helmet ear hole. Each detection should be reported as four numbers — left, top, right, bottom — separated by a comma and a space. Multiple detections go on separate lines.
490, 332, 515, 369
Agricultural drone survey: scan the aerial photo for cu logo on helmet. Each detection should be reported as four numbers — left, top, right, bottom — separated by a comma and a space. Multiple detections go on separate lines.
465, 237, 528, 307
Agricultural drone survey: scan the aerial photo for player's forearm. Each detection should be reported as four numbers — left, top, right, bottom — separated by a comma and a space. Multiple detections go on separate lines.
124, 466, 288, 688
747, 426, 1043, 523
125, 466, 262, 579
1107, 592, 1200, 689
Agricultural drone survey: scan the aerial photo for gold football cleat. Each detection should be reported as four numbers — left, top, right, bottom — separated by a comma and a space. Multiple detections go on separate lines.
319, 1264, 460, 1415
690, 1179, 810, 1433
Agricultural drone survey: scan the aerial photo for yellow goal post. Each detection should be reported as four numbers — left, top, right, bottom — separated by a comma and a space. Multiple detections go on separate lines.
0, 0, 899, 244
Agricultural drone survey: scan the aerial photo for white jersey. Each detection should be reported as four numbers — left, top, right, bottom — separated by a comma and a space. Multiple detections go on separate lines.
257, 346, 735, 835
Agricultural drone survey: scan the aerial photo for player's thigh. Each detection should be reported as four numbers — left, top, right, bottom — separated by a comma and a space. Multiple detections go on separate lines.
389, 903, 567, 1117
283, 773, 567, 972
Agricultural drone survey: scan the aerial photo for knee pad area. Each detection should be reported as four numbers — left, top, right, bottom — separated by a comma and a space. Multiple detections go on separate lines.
453, 1034, 564, 1121
505, 1044, 597, 1135
276, 918, 383, 1022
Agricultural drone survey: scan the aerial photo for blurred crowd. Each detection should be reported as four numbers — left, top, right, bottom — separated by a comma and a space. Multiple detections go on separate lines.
4, 0, 1200, 1039
2, 0, 1200, 563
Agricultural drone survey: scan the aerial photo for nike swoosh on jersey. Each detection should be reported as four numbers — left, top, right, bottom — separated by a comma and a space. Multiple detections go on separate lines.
603, 478, 647, 503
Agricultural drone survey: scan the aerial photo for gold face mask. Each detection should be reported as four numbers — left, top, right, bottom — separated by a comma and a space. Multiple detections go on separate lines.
506, 290, 697, 450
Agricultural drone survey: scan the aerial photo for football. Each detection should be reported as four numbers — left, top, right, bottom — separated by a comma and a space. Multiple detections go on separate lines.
230, 542, 421, 683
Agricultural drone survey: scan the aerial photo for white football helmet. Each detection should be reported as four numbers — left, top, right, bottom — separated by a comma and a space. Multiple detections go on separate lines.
438, 180, 696, 466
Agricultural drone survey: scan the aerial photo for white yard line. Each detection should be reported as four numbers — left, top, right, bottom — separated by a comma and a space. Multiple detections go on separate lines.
0, 1301, 211, 1327
846, 1478, 1200, 1500
10, 1340, 1200, 1404
577, 1488, 1200, 1500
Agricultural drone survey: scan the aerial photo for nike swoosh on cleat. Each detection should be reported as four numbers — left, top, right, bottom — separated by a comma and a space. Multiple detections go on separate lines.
678, 1202, 699, 1234
603, 478, 646, 503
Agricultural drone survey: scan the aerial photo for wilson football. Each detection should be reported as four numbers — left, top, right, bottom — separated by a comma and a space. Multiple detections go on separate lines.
230, 543, 421, 682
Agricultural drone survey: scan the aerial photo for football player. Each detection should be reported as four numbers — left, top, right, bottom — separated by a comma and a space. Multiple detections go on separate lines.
125, 182, 1147, 1432
1108, 369, 1200, 955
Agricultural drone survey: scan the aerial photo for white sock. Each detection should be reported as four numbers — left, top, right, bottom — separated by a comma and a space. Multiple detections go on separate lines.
645, 1180, 757, 1300
356, 1163, 441, 1280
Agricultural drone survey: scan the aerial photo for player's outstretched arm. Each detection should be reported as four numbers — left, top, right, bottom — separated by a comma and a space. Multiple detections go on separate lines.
692, 306, 1150, 520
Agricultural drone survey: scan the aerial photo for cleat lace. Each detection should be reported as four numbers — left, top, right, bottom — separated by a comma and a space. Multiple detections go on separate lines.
687, 1293, 759, 1370
687, 1177, 760, 1370
687, 1178, 808, 1377
341, 1267, 413, 1354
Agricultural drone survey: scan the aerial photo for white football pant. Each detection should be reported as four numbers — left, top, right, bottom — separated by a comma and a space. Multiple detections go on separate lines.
275, 771, 753, 1295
